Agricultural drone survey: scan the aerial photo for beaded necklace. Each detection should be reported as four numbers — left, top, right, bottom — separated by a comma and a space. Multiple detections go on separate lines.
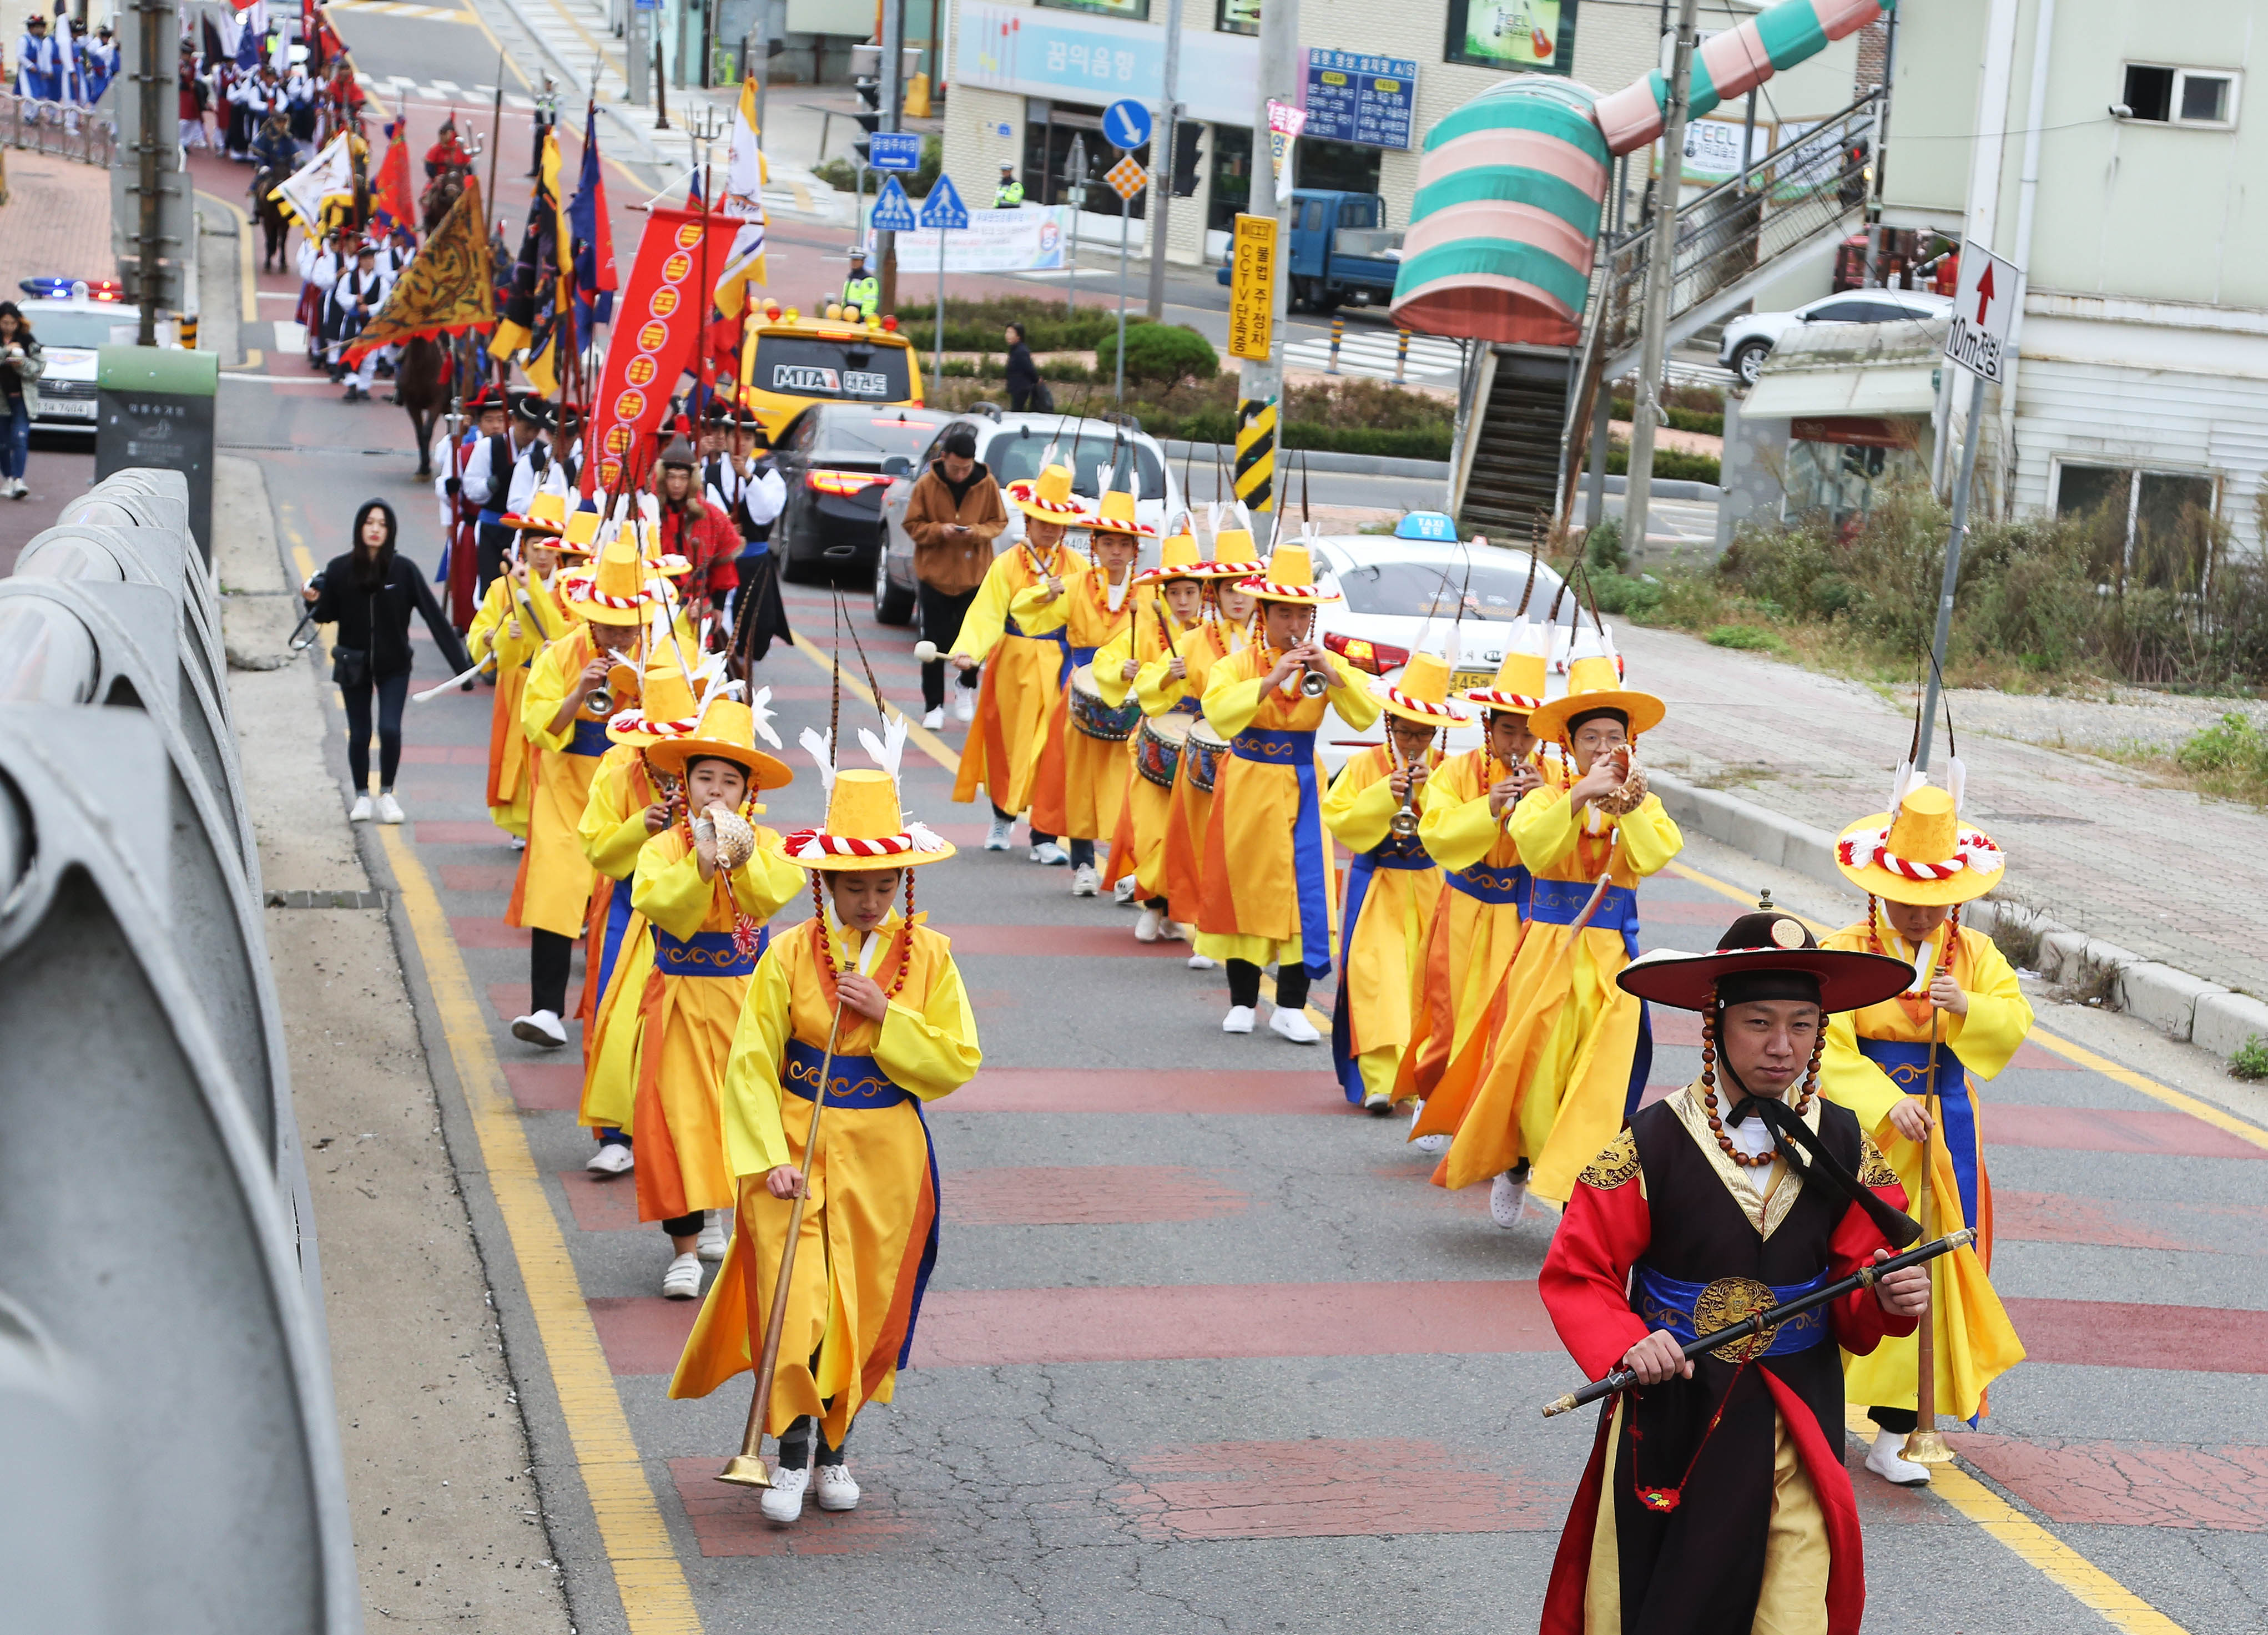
1017, 531, 1062, 583
807, 870, 920, 1000
1697, 994, 1823, 1168
1866, 895, 1962, 1026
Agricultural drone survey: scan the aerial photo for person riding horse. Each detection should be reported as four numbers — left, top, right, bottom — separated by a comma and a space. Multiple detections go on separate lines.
249, 110, 300, 274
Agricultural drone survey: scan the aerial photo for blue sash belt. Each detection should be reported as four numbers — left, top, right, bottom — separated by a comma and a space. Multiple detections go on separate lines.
779, 1039, 940, 1367
567, 716, 612, 758
1004, 611, 1077, 690
1526, 875, 1641, 956
1631, 1264, 1836, 1358
478, 508, 507, 528
1331, 831, 1435, 1104
1171, 696, 1203, 716
1448, 862, 1531, 909
653, 926, 767, 978
1858, 1038, 1979, 1232
1231, 728, 1331, 981
594, 875, 636, 1001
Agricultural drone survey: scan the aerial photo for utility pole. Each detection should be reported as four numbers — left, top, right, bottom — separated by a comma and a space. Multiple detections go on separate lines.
132, 0, 165, 345
1142, 0, 1184, 320
877, 0, 904, 312
1235, 0, 1297, 552
1624, 0, 1699, 558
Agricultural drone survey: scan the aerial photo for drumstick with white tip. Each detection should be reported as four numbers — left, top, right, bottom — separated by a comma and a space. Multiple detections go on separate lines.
413, 656, 494, 702
913, 639, 938, 664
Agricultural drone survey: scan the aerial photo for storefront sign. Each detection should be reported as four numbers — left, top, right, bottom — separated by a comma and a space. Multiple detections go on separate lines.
954, 1, 1257, 128
1303, 52, 1418, 151
1443, 0, 1576, 75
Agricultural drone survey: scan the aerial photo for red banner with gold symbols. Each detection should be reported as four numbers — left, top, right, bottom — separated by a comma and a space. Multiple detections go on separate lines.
583, 205, 739, 494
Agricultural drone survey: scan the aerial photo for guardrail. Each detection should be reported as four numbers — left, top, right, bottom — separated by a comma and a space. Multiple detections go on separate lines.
0, 469, 357, 1634
0, 90, 117, 165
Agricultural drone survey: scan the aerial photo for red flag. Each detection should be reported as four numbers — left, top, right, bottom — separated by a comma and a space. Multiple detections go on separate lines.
370, 119, 416, 236
584, 205, 740, 494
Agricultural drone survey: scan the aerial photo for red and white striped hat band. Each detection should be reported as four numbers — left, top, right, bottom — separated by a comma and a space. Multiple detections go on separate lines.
779, 825, 950, 860
1465, 689, 1543, 711
1234, 576, 1341, 603
1835, 825, 2005, 882
1383, 688, 1469, 720
607, 707, 701, 738
1005, 478, 1087, 514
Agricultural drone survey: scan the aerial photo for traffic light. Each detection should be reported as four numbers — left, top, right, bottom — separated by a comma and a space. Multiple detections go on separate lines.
851, 65, 881, 163
1172, 122, 1203, 198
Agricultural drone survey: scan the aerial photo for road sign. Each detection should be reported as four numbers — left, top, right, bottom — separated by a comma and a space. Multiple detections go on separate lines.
919, 172, 969, 230
868, 131, 921, 172
1102, 98, 1152, 152
1104, 154, 1147, 202
1944, 240, 2019, 384
869, 174, 918, 232
1227, 213, 1278, 362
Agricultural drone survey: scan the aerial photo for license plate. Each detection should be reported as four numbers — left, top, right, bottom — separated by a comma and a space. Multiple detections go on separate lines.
1451, 669, 1496, 690
43, 398, 96, 419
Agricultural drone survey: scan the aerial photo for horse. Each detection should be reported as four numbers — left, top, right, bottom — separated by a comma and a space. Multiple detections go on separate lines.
397, 335, 448, 481
250, 164, 292, 273
420, 164, 467, 237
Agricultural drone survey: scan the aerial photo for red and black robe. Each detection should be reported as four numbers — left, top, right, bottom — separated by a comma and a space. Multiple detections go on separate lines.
1538, 1087, 1914, 1635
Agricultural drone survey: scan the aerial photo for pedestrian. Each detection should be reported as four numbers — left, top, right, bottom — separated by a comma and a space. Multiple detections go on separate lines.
946, 453, 1091, 857
301, 498, 473, 824
1823, 773, 2030, 1487
1197, 539, 1383, 1043
463, 477, 584, 842
0, 300, 46, 500
653, 436, 742, 640
1402, 641, 1554, 1162
1160, 511, 1262, 961
1323, 652, 1461, 1111
1024, 470, 1149, 897
1437, 636, 1681, 1217
901, 422, 1006, 726
708, 408, 790, 664
1002, 321, 1041, 413
628, 687, 803, 1301
668, 763, 981, 1526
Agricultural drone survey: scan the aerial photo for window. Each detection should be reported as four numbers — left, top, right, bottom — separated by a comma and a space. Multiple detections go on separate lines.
1036, 0, 1148, 19
2120, 63, 2239, 128
1335, 557, 1548, 622
2054, 462, 2219, 589
1217, 0, 1258, 36
989, 429, 1167, 500
1444, 0, 1578, 75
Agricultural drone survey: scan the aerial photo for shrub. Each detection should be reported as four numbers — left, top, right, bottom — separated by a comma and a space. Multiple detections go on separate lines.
1707, 624, 1784, 652
1604, 442, 1722, 485
893, 296, 1119, 354
1096, 322, 1218, 386
1589, 569, 1661, 618
2175, 713, 2268, 804
1584, 515, 1627, 574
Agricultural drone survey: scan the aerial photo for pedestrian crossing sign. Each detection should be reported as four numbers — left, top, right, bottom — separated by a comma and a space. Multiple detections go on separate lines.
869, 175, 918, 233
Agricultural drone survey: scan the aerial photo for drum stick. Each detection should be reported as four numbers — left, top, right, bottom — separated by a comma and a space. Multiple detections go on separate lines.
913, 639, 939, 664
412, 657, 493, 701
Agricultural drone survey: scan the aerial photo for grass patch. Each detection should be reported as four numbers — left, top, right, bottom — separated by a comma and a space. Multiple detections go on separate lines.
1707, 624, 1785, 652
2230, 1036, 2268, 1082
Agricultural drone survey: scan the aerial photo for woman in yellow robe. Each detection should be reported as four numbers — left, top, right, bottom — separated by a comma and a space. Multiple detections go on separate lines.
1435, 648, 1682, 1218
1097, 524, 1210, 940
1823, 779, 2030, 1486
948, 458, 1093, 855
463, 526, 578, 841
671, 768, 980, 1526
1323, 653, 1460, 1110
1161, 546, 1259, 957
1197, 540, 1382, 1042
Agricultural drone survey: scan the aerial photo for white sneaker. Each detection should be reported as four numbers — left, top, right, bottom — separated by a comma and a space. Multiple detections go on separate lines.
921, 706, 945, 729
984, 816, 1013, 851
584, 1142, 634, 1176
1269, 1007, 1322, 1045
1113, 875, 1138, 905
1363, 1092, 1393, 1116
953, 688, 975, 723
375, 791, 405, 824
697, 1210, 729, 1261
1134, 906, 1165, 942
661, 1251, 704, 1300
1187, 953, 1217, 971
1032, 840, 1069, 866
813, 1463, 861, 1512
1163, 920, 1189, 942
1222, 1005, 1256, 1034
1071, 862, 1099, 896
1865, 1430, 1933, 1487
512, 1008, 568, 1048
760, 1463, 809, 1523
1411, 1101, 1449, 1155
1489, 1170, 1528, 1228
510, 834, 528, 851
349, 793, 374, 822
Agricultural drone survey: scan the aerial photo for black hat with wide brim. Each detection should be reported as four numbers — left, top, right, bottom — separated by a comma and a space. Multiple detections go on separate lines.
1616, 910, 1916, 1015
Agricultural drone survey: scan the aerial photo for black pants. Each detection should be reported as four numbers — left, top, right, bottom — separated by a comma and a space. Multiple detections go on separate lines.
777, 1413, 846, 1469
342, 669, 410, 791
1227, 959, 1309, 1013
530, 927, 573, 1017
1868, 1406, 1918, 1435
475, 521, 513, 598
917, 580, 981, 711
660, 1210, 704, 1239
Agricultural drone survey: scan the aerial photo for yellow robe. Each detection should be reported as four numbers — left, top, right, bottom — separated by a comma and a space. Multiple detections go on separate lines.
1823, 920, 2032, 1423
511, 627, 632, 938
627, 825, 804, 1223
671, 914, 982, 1449
1096, 601, 1202, 900
949, 540, 1092, 816
464, 568, 571, 839
1196, 643, 1383, 970
1322, 745, 1444, 1104
1024, 567, 1140, 844
1435, 784, 1682, 1200
575, 745, 662, 1133
1160, 619, 1244, 930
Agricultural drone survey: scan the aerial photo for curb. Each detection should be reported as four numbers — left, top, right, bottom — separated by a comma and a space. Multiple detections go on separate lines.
1157, 440, 1450, 481
1647, 770, 2268, 1066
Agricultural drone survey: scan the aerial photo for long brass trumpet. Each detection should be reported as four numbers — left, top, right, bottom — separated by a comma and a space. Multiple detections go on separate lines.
1388, 743, 1421, 838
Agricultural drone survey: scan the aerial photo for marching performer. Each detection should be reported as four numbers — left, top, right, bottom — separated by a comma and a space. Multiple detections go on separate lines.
671, 761, 980, 1523
1323, 652, 1460, 1110
463, 393, 546, 595
1096, 518, 1207, 938
947, 453, 1093, 860
463, 477, 584, 842
1825, 775, 2029, 1486
1162, 517, 1261, 966
629, 686, 803, 1299
1539, 907, 1929, 1635
1197, 539, 1382, 1042
1433, 638, 1682, 1217
1024, 471, 1150, 897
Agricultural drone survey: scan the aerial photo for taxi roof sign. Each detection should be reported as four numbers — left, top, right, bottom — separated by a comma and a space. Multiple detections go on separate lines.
1395, 511, 1459, 542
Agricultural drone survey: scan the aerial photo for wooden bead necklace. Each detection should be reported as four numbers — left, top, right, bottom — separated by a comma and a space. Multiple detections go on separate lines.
1867, 895, 1962, 1025
808, 869, 919, 1000
1698, 997, 1823, 1168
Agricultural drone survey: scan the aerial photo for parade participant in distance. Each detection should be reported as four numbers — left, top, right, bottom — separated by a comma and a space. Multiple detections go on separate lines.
1824, 772, 2029, 1486
425, 113, 470, 177
326, 241, 392, 401
177, 41, 209, 149
1400, 639, 1553, 1162
1435, 635, 1682, 1214
653, 435, 742, 642
1197, 538, 1382, 1042
13, 13, 62, 102
249, 105, 297, 178
947, 452, 1094, 859
1538, 908, 1928, 1635
508, 537, 655, 1050
1161, 512, 1261, 965
506, 401, 583, 517
629, 685, 803, 1300
462, 392, 546, 594
1323, 651, 1459, 1109
902, 422, 1007, 727
671, 761, 980, 1525
464, 473, 583, 842
1024, 466, 1150, 897
437, 383, 511, 626
707, 408, 792, 662
1096, 517, 1208, 938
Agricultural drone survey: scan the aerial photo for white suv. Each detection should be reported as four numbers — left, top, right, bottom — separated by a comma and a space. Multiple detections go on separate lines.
10, 283, 140, 433
1718, 289, 1952, 385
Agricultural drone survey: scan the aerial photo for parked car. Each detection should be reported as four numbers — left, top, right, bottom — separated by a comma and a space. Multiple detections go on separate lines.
766, 402, 956, 585
873, 411, 1185, 625
1717, 289, 1952, 385
11, 277, 138, 434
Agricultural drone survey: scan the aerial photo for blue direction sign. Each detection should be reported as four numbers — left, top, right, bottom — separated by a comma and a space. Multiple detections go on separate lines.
868, 131, 921, 171
919, 172, 969, 231
1102, 97, 1152, 152
869, 174, 918, 232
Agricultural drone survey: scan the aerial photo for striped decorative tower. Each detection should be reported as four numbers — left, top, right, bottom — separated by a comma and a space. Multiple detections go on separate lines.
1591, 0, 1891, 152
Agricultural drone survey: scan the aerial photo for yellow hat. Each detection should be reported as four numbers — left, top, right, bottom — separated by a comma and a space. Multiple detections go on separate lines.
776, 768, 956, 870
1085, 482, 1157, 541
1204, 510, 1262, 578
1379, 651, 1470, 726
1465, 649, 1548, 713
1239, 541, 1342, 605
1835, 783, 2005, 906
562, 539, 658, 627
1133, 524, 1204, 586
605, 640, 700, 747
558, 504, 602, 557
1526, 652, 1666, 741
636, 516, 693, 578
503, 488, 568, 536
642, 690, 793, 787
1005, 462, 1092, 524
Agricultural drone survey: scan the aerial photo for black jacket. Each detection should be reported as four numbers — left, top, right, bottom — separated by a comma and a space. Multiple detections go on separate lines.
1004, 340, 1039, 395
311, 551, 472, 679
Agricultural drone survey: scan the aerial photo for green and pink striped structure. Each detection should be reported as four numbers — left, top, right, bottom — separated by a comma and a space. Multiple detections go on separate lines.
1592, 0, 1891, 152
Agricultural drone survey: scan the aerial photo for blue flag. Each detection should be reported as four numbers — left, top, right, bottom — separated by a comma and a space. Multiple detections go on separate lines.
566, 102, 616, 345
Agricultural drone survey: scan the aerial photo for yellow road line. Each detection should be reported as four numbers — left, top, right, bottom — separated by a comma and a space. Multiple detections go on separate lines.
790, 630, 960, 775
379, 826, 704, 1634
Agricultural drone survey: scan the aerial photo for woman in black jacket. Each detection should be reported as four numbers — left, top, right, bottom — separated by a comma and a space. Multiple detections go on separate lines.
1002, 321, 1043, 413
303, 498, 472, 823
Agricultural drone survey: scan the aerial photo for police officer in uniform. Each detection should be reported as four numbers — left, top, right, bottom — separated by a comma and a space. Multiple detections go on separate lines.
842, 248, 879, 320
994, 162, 1024, 208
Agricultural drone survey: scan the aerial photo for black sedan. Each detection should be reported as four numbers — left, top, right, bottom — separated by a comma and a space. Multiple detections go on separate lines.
768, 403, 956, 584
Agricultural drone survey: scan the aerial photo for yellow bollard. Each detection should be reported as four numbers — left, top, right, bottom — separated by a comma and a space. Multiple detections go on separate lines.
1326, 316, 1343, 376
1393, 327, 1410, 385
